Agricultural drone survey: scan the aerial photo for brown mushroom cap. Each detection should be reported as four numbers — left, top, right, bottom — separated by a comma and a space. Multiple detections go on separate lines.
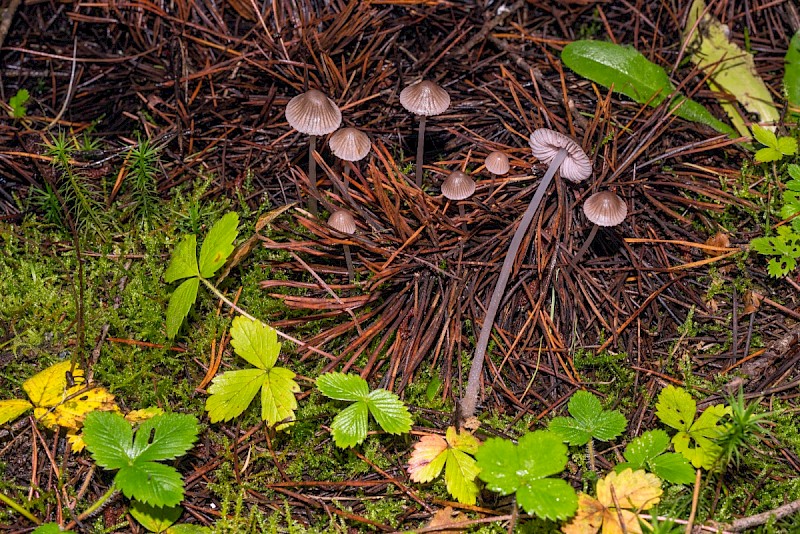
528, 128, 591, 183
285, 89, 342, 136
328, 209, 357, 234
441, 171, 476, 201
484, 151, 510, 175
583, 191, 627, 227
399, 81, 450, 117
328, 127, 371, 162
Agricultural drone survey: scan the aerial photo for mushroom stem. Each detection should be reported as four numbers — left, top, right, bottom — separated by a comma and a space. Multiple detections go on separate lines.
460, 147, 568, 420
308, 134, 319, 216
571, 224, 600, 267
343, 244, 354, 282
415, 115, 427, 187
343, 163, 351, 189
458, 203, 467, 232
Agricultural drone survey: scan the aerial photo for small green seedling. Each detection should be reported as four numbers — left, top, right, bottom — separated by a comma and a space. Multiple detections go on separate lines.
475, 430, 577, 521
205, 316, 299, 428
715, 388, 773, 469
655, 386, 730, 470
130, 500, 210, 533
615, 429, 695, 484
752, 124, 798, 162
164, 212, 239, 338
408, 426, 480, 505
751, 164, 800, 277
8, 89, 29, 118
549, 390, 627, 470
82, 411, 199, 507
316, 373, 412, 448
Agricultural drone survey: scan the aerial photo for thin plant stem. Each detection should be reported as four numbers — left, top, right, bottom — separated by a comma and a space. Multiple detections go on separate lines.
343, 163, 351, 189
685, 468, 703, 534
587, 439, 596, 472
460, 148, 568, 420
308, 134, 319, 216
572, 224, 599, 266
0, 491, 41, 525
458, 203, 467, 232
343, 244, 354, 282
415, 115, 427, 187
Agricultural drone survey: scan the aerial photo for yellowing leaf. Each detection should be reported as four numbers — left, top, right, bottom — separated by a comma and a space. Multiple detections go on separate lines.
562, 494, 605, 534
67, 432, 87, 452
408, 427, 481, 505
51, 385, 118, 431
23, 361, 82, 409
125, 407, 165, 423
596, 469, 662, 511
408, 434, 448, 483
0, 399, 33, 425
426, 507, 470, 533
685, 0, 779, 135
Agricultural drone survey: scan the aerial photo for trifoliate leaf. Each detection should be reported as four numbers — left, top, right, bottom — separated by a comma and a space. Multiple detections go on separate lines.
198, 212, 239, 278
622, 429, 670, 468
82, 411, 134, 470
166, 277, 199, 339
260, 367, 299, 429
206, 369, 268, 423
132, 414, 200, 463
130, 501, 182, 533
755, 147, 784, 163
752, 124, 779, 149
408, 434, 449, 483
408, 427, 481, 505
476, 431, 576, 520
616, 430, 695, 485
549, 390, 627, 446
229, 316, 281, 370
655, 385, 696, 431
165, 235, 199, 283
116, 462, 185, 507
331, 401, 369, 448
316, 372, 370, 401
0, 399, 33, 425
23, 360, 80, 409
365, 388, 412, 435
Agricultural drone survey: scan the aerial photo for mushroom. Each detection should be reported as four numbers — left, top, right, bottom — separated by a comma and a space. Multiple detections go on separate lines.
484, 151, 510, 176
328, 209, 357, 283
571, 190, 627, 265
399, 80, 451, 187
460, 128, 592, 421
328, 127, 371, 188
285, 89, 342, 215
441, 170, 476, 231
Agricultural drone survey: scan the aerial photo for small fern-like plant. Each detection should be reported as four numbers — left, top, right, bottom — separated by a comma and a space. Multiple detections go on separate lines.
126, 135, 161, 229
715, 388, 773, 470
751, 163, 800, 277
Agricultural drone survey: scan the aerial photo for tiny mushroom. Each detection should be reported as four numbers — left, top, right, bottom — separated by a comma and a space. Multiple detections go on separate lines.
399, 80, 450, 187
484, 151, 510, 176
328, 127, 371, 187
328, 209, 357, 283
460, 128, 592, 421
285, 89, 342, 215
441, 170, 476, 231
572, 190, 628, 265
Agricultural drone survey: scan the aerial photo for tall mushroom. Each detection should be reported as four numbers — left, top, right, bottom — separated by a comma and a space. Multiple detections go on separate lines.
441, 170, 476, 231
328, 127, 371, 188
399, 81, 450, 187
460, 128, 592, 420
328, 209, 357, 282
285, 89, 342, 215
572, 190, 627, 265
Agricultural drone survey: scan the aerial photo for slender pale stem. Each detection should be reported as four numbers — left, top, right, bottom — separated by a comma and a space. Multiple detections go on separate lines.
460, 148, 568, 420
343, 244, 354, 283
458, 203, 467, 232
308, 134, 319, 216
415, 115, 427, 187
343, 163, 351, 189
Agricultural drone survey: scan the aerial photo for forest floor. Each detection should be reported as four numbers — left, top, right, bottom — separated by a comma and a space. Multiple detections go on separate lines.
1, 0, 800, 532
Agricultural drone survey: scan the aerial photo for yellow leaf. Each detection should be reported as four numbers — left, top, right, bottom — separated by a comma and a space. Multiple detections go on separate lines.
52, 385, 118, 431
0, 399, 33, 425
125, 407, 164, 423
23, 361, 83, 408
562, 494, 605, 534
596, 469, 662, 511
67, 432, 86, 452
408, 434, 448, 483
426, 506, 470, 533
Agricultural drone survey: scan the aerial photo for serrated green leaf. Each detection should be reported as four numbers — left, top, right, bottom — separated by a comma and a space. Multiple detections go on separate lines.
789, 164, 800, 181
132, 414, 199, 464
365, 388, 412, 435
786, 31, 800, 114
447, 425, 480, 455
777, 136, 798, 156
166, 278, 199, 339
316, 372, 370, 401
130, 501, 182, 533
260, 367, 299, 429
752, 124, 779, 149
650, 453, 696, 484
755, 147, 783, 163
561, 40, 734, 135
768, 257, 794, 277
83, 411, 134, 470
549, 390, 627, 445
229, 316, 281, 370
623, 429, 670, 468
164, 235, 199, 283
330, 401, 369, 448
475, 437, 520, 495
206, 368, 267, 423
116, 462, 185, 507
750, 236, 779, 255
517, 431, 569, 477
548, 416, 592, 446
444, 449, 480, 505
655, 385, 696, 431
672, 403, 730, 469
198, 212, 239, 278
516, 478, 578, 521
32, 524, 64, 534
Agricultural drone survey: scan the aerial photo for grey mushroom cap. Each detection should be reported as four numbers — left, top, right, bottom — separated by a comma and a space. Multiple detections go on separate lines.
583, 191, 627, 227
285, 89, 342, 136
441, 171, 476, 201
328, 209, 357, 234
484, 151, 510, 175
399, 81, 451, 117
329, 127, 371, 162
528, 128, 592, 183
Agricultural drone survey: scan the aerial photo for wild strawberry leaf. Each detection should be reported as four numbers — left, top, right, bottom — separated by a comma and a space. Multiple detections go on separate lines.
259, 367, 300, 429
752, 124, 779, 149
408, 427, 480, 504
166, 277, 199, 339
549, 390, 627, 446
755, 147, 784, 163
316, 372, 370, 401
365, 389, 413, 435
777, 136, 798, 156
116, 462, 185, 507
0, 399, 33, 426
649, 453, 696, 485
330, 401, 369, 448
206, 369, 266, 423
198, 212, 239, 278
616, 430, 694, 484
130, 501, 183, 533
164, 235, 199, 283
229, 315, 281, 370
82, 411, 134, 470
444, 448, 480, 505
408, 434, 448, 483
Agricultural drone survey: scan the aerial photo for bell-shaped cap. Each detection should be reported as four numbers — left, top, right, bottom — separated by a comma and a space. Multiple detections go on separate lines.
441, 171, 476, 201
285, 89, 342, 136
399, 81, 450, 117
328, 127, 371, 162
484, 151, 510, 175
328, 209, 357, 234
529, 128, 591, 183
583, 191, 627, 227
